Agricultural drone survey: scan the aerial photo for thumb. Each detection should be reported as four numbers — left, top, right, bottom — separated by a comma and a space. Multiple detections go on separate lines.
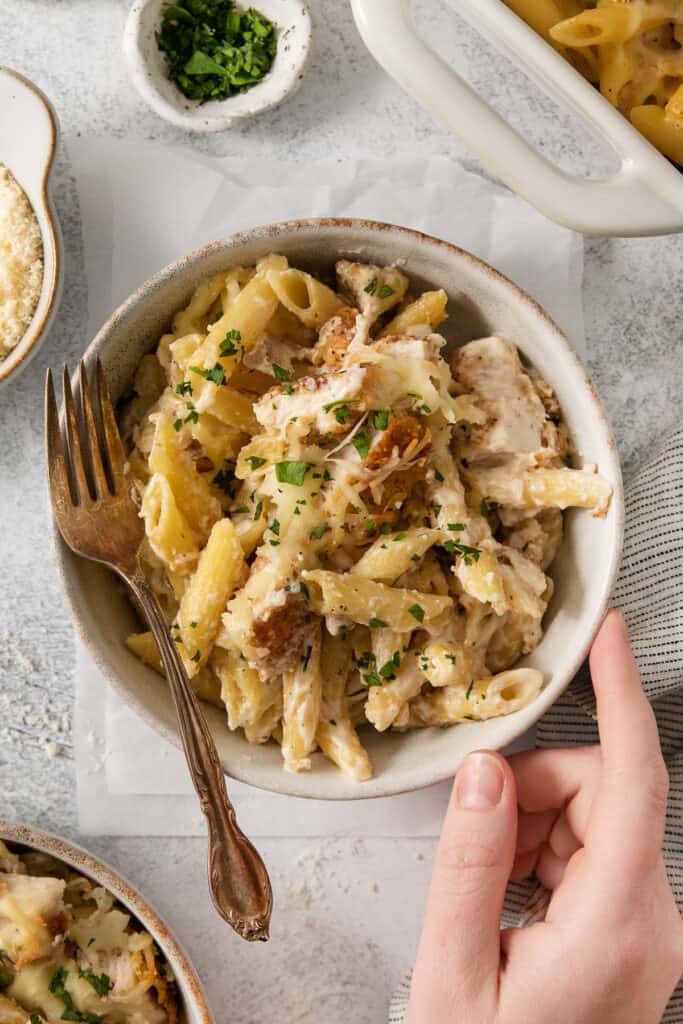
410, 751, 517, 1020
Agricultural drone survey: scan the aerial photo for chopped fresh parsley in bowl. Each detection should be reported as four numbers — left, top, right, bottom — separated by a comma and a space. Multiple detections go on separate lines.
157, 0, 278, 103
124, 0, 311, 131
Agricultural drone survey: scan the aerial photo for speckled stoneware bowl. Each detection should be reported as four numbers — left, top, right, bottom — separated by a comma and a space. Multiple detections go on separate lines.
0, 68, 63, 386
53, 219, 624, 800
123, 0, 312, 132
0, 821, 212, 1023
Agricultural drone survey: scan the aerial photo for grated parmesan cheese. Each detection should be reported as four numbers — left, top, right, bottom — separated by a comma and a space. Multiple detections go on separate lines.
0, 164, 43, 360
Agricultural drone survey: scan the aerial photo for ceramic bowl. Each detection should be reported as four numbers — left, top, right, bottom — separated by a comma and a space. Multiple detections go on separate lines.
123, 0, 312, 132
0, 69, 63, 385
0, 820, 212, 1023
53, 219, 624, 800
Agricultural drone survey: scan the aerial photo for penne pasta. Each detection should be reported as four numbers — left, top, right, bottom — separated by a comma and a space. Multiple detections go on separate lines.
123, 256, 612, 781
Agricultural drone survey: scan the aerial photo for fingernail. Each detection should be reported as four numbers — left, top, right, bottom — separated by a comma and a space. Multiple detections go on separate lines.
455, 753, 504, 810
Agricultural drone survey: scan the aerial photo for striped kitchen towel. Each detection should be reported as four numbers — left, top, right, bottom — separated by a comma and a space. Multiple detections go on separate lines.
389, 429, 683, 1023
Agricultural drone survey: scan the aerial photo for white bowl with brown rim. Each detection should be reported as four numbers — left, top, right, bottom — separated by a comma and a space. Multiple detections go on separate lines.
53, 218, 624, 800
0, 820, 213, 1023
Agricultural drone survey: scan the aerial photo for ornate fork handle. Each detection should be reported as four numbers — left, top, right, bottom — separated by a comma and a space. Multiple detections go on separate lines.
128, 571, 273, 942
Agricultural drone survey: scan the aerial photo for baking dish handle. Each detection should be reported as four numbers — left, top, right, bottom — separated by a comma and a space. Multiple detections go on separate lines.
351, 0, 683, 236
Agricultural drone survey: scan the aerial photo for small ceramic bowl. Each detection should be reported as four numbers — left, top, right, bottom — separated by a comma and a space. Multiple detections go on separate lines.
0, 820, 213, 1024
54, 219, 624, 801
123, 0, 312, 132
0, 69, 63, 386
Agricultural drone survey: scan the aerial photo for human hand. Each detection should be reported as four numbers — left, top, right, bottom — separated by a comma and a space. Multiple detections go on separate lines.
407, 610, 683, 1024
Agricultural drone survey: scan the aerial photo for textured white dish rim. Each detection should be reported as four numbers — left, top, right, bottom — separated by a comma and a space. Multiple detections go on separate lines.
123, 0, 312, 132
0, 820, 213, 1023
53, 219, 624, 801
0, 68, 63, 385
351, 0, 683, 235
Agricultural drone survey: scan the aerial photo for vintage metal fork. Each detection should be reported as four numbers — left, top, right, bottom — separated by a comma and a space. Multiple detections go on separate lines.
46, 359, 272, 941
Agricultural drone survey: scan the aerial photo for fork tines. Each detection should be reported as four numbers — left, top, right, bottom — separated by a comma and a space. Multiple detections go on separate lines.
45, 359, 126, 507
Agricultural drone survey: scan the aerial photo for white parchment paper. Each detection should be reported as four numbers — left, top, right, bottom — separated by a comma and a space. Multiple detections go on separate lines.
69, 138, 584, 836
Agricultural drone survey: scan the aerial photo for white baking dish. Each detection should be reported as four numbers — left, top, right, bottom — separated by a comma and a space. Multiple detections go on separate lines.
351, 0, 683, 236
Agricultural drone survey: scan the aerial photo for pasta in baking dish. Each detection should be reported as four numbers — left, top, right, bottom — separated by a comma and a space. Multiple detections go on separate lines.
505, 0, 683, 166
0, 841, 176, 1023
120, 255, 612, 782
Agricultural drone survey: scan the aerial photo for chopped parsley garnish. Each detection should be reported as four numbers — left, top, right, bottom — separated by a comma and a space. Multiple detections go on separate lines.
356, 432, 370, 460
379, 522, 392, 535
393, 532, 407, 542
379, 651, 401, 679
372, 409, 389, 430
49, 968, 103, 1023
310, 523, 329, 540
364, 671, 382, 687
356, 651, 376, 670
191, 651, 201, 663
368, 617, 388, 628
31, 1016, 44, 1024
156, 2, 278, 105
443, 540, 481, 565
212, 466, 235, 494
445, 653, 457, 664
269, 539, 280, 546
81, 969, 112, 998
176, 380, 192, 396
408, 604, 425, 623
269, 518, 280, 536
247, 456, 267, 470
426, 503, 442, 518
191, 362, 226, 385
232, 505, 249, 514
219, 329, 242, 357
190, 620, 198, 628
0, 969, 13, 988
272, 363, 291, 382
411, 553, 421, 562
301, 644, 313, 671
173, 418, 183, 432
480, 496, 499, 517
447, 523, 465, 532
253, 500, 263, 521
323, 399, 360, 426
275, 460, 311, 486
365, 519, 376, 534
377, 283, 394, 299
184, 402, 199, 425
433, 467, 444, 482
465, 680, 474, 701
364, 278, 378, 295
408, 392, 431, 415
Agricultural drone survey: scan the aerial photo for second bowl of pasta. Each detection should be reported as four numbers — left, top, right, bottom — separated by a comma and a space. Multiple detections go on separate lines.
53, 219, 623, 799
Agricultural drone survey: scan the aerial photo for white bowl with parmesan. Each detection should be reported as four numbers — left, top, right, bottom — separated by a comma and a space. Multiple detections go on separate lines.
0, 69, 63, 385
53, 220, 624, 801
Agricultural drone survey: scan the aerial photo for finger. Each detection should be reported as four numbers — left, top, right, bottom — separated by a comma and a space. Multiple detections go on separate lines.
548, 812, 581, 862
516, 809, 559, 855
508, 746, 599, 826
410, 751, 517, 1017
587, 610, 669, 884
590, 610, 662, 778
535, 843, 568, 890
511, 849, 538, 881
